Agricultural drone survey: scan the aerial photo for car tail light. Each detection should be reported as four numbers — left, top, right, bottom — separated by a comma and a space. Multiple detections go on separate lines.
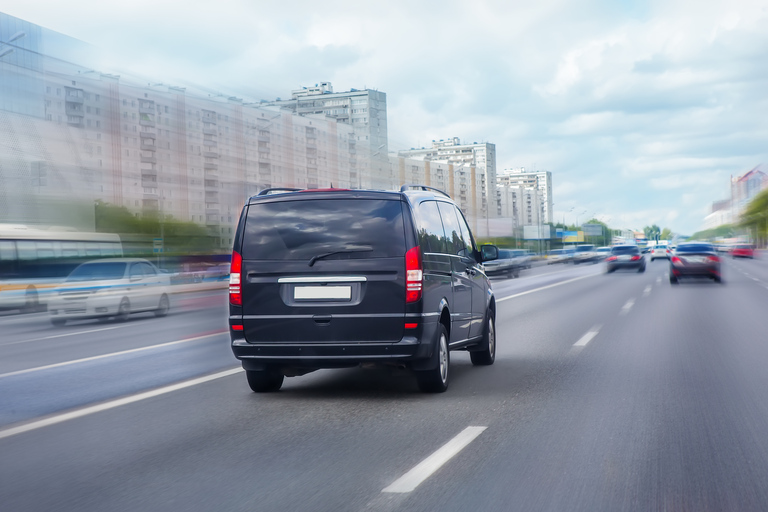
707, 255, 720, 263
607, 256, 617, 262
671, 256, 682, 265
229, 250, 242, 306
405, 246, 423, 303
630, 255, 641, 261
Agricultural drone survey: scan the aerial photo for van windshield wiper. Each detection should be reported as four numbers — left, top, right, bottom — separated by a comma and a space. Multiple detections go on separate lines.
308, 247, 373, 267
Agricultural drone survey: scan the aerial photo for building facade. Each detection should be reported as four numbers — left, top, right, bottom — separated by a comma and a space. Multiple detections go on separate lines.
0, 13, 358, 249
497, 168, 553, 224
397, 138, 497, 224
260, 82, 391, 190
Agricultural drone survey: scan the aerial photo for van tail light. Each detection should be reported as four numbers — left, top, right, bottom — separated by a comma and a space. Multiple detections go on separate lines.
606, 256, 617, 262
405, 246, 423, 303
671, 256, 682, 265
229, 250, 243, 306
630, 255, 641, 261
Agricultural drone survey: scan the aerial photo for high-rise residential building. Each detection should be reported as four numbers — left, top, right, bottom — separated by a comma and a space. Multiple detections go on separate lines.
497, 168, 553, 224
260, 82, 390, 189
387, 155, 492, 235
496, 185, 542, 229
0, 12, 359, 249
397, 138, 497, 222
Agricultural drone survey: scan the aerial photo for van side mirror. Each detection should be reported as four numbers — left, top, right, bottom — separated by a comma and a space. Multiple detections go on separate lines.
480, 244, 498, 262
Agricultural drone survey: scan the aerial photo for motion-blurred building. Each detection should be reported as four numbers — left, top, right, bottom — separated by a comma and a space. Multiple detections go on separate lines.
0, 13, 359, 248
1, 12, 500, 245
701, 165, 767, 231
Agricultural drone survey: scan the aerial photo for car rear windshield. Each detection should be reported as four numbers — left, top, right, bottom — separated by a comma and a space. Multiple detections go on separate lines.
611, 246, 639, 255
242, 199, 406, 260
677, 244, 714, 253
575, 246, 594, 252
66, 262, 127, 281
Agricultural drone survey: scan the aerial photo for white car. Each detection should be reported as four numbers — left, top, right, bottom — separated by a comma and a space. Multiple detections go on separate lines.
48, 258, 171, 326
650, 246, 671, 261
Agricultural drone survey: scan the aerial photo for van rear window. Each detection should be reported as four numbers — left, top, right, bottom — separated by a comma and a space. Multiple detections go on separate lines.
242, 199, 406, 260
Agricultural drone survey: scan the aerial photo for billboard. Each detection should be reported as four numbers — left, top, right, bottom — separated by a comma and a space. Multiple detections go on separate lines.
562, 231, 584, 243
582, 224, 603, 236
523, 225, 551, 240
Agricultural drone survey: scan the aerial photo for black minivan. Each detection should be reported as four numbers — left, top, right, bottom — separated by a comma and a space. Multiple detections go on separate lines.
228, 185, 499, 393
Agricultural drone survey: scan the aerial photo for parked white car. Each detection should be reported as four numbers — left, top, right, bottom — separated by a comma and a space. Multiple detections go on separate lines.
48, 258, 171, 326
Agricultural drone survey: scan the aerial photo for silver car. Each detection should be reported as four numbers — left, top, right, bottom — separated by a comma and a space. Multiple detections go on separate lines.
49, 258, 171, 326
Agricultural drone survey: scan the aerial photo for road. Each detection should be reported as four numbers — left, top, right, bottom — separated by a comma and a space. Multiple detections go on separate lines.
2, 256, 768, 511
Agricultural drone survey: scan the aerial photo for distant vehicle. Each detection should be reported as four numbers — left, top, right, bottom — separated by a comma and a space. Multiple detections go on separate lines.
606, 245, 646, 273
483, 249, 527, 278
48, 258, 171, 326
731, 244, 754, 259
573, 244, 599, 264
670, 243, 721, 284
0, 224, 122, 312
519, 250, 535, 268
547, 249, 570, 264
650, 246, 671, 261
595, 247, 612, 261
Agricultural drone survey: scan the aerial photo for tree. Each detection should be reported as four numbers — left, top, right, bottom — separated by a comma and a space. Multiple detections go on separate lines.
94, 201, 217, 254
643, 224, 661, 241
660, 227, 672, 240
739, 188, 768, 247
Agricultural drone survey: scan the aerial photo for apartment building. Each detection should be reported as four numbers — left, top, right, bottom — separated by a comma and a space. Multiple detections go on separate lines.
260, 82, 391, 190
0, 12, 358, 248
388, 155, 491, 235
497, 168, 553, 224
397, 138, 497, 222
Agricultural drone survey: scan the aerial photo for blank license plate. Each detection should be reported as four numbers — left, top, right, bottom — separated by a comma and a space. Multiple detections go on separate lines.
294, 286, 351, 300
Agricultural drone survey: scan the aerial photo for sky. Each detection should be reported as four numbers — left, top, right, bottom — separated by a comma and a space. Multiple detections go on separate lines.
2, 0, 767, 234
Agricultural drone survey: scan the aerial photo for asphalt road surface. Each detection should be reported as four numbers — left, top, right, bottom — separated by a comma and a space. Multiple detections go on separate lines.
2, 256, 768, 511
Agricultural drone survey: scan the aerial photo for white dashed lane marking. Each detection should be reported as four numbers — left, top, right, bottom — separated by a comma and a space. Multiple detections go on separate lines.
620, 299, 635, 315
382, 426, 487, 493
643, 285, 652, 297
573, 325, 601, 347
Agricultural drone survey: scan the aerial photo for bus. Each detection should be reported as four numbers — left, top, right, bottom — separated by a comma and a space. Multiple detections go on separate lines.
0, 224, 122, 312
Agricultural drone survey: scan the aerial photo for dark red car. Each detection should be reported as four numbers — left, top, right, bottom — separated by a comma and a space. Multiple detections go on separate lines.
731, 244, 755, 259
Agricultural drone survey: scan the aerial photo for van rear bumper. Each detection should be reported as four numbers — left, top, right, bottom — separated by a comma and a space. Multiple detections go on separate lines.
231, 323, 439, 370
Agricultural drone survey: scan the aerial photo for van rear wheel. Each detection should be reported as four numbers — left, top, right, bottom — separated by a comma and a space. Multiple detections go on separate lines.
470, 312, 495, 366
416, 324, 449, 393
245, 369, 284, 392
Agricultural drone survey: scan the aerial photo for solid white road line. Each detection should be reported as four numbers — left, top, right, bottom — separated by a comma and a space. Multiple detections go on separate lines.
2, 324, 132, 347
0, 331, 227, 379
573, 326, 601, 347
497, 273, 600, 303
643, 285, 652, 297
620, 299, 635, 315
0, 367, 243, 440
382, 426, 487, 493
